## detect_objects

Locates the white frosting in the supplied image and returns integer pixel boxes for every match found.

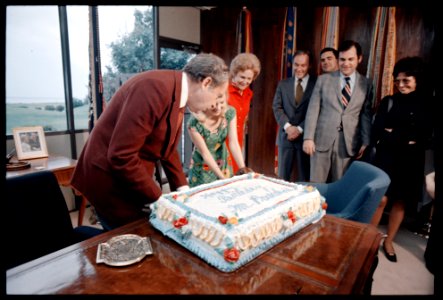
[183,178,310,218]
[150,173,326,272]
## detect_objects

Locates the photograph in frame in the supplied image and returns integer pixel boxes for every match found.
[12,126,49,160]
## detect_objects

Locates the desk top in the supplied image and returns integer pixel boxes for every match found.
[7,215,381,295]
[6,156,77,178]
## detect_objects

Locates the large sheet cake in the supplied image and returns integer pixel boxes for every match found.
[149,173,326,272]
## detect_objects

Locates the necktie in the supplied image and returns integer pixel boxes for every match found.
[295,78,304,105]
[341,77,351,108]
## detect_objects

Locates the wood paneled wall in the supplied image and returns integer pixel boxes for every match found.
[201,6,436,176]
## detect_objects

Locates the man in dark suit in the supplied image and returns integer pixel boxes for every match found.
[273,50,317,182]
[71,53,229,230]
[303,40,373,183]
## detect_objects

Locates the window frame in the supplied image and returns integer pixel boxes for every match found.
[6,6,201,164]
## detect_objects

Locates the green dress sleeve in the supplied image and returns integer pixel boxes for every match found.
[225,106,236,123]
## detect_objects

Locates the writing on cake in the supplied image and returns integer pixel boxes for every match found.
[150,173,327,272]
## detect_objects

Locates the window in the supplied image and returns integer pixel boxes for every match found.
[67,6,90,130]
[5,5,155,135]
[5,5,200,170]
[159,36,199,70]
[6,6,67,134]
[98,6,153,102]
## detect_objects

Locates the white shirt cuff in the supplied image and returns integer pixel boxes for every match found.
[297,126,303,134]
[284,122,292,131]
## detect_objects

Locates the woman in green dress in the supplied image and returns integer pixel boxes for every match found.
[187,94,250,187]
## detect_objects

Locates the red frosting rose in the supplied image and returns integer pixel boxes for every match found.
[218,216,228,224]
[173,217,188,228]
[224,247,240,263]
[287,210,296,223]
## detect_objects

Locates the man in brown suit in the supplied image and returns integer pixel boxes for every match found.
[71,53,229,230]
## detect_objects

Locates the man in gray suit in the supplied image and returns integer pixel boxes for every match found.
[303,40,373,183]
[273,50,317,182]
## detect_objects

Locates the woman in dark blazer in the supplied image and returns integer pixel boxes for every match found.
[370,56,434,262]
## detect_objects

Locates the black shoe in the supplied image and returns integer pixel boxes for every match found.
[382,241,397,262]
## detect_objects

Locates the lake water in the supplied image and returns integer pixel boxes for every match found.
[6,102,90,135]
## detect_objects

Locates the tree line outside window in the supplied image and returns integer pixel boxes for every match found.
[6,5,198,137]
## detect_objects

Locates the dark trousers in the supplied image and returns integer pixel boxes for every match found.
[278,145,310,182]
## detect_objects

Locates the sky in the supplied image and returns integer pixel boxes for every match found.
[6,5,148,104]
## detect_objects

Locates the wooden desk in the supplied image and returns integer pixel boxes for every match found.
[6,155,87,226]
[6,215,381,295]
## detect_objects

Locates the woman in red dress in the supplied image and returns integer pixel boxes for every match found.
[227,53,261,173]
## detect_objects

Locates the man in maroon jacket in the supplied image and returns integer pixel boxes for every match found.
[71,53,229,230]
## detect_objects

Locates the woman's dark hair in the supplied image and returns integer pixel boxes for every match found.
[393,56,425,89]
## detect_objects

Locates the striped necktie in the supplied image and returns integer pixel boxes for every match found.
[341,77,351,108]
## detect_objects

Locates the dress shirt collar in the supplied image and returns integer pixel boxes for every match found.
[180,72,188,108]
[296,74,309,90]
[229,82,243,95]
[340,72,356,90]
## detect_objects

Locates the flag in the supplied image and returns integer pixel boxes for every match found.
[320,7,339,49]
[236,7,253,53]
[280,7,297,80]
[381,8,396,102]
[319,7,339,74]
[366,7,396,112]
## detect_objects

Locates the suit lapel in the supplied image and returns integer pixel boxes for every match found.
[348,73,365,110]
[301,76,315,105]
[333,72,343,108]
[285,78,297,108]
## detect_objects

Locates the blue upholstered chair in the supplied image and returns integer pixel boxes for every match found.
[6,170,104,269]
[310,161,391,224]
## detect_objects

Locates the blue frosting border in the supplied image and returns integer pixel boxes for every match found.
[150,208,324,272]
[149,174,325,272]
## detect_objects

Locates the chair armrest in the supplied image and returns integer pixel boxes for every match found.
[308,182,328,197]
[73,226,104,243]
